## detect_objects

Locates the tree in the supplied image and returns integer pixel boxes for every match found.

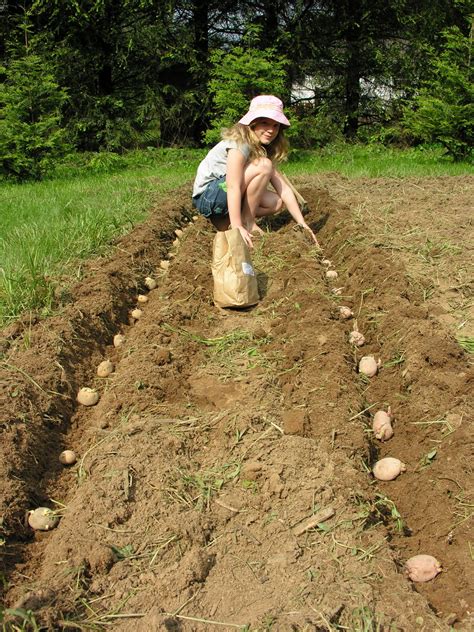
[402,26,473,160]
[2,0,471,152]
[204,42,289,144]
[0,37,69,180]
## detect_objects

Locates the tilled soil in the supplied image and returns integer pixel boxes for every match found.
[0,175,472,631]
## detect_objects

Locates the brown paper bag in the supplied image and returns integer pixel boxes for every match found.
[211,228,259,308]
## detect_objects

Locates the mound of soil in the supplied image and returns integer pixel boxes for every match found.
[1,176,472,631]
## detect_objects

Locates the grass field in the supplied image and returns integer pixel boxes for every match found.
[0,144,472,326]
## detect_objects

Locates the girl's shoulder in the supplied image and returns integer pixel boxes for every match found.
[223,139,250,158]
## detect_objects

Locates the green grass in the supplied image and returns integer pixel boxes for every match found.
[284,142,473,178]
[457,336,474,354]
[1,143,472,326]
[0,148,204,324]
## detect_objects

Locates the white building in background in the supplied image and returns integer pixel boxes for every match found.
[291,76,402,105]
[291,78,318,104]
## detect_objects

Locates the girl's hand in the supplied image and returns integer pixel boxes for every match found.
[296,222,321,248]
[236,225,254,249]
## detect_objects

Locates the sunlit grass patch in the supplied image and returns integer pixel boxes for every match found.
[166,462,241,511]
[0,149,203,326]
[457,335,474,354]
[162,323,274,379]
[417,238,462,263]
[285,142,473,179]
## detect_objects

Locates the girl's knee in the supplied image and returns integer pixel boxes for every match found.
[253,157,274,176]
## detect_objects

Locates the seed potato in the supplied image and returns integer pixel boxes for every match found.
[97,360,114,377]
[144,277,157,290]
[59,450,77,465]
[77,387,99,406]
[349,330,365,346]
[28,507,59,531]
[373,457,406,481]
[339,306,353,319]
[113,334,125,348]
[405,555,442,582]
[359,356,380,377]
[373,407,394,441]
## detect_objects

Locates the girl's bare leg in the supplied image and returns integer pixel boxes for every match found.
[210,159,283,234]
[242,158,282,232]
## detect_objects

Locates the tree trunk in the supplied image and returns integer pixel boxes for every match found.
[190,0,210,143]
[342,0,362,138]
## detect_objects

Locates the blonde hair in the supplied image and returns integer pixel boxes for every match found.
[222,122,289,163]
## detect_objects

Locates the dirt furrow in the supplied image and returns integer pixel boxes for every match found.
[1,180,472,631]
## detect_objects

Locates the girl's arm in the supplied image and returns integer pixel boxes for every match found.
[226,148,253,248]
[271,170,320,247]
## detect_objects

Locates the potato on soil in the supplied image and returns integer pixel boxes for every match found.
[405,554,442,582]
[144,276,157,290]
[339,306,353,319]
[113,334,125,347]
[373,407,394,441]
[97,360,114,377]
[59,449,77,465]
[326,270,338,279]
[175,228,184,237]
[77,387,99,406]
[349,322,365,347]
[131,308,143,320]
[373,457,406,481]
[137,294,149,303]
[359,355,380,377]
[28,507,59,531]
[160,260,170,270]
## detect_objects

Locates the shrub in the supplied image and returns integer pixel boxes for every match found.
[286,105,344,148]
[402,27,473,161]
[204,46,288,145]
[0,53,70,180]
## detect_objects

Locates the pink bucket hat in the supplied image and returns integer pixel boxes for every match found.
[239,95,290,127]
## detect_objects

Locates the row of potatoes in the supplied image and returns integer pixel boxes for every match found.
[322,257,442,584]
[27,218,197,533]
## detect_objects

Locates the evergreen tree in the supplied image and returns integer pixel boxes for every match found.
[402,26,473,160]
[205,41,288,144]
[0,36,69,180]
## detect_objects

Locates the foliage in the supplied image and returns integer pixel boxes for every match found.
[2,1,471,151]
[402,27,473,161]
[0,52,70,180]
[204,44,289,145]
[87,151,127,173]
[286,105,345,148]
[48,2,168,151]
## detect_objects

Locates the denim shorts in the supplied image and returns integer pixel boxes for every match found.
[192,176,228,218]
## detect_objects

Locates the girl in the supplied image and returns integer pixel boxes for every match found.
[192,95,319,249]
